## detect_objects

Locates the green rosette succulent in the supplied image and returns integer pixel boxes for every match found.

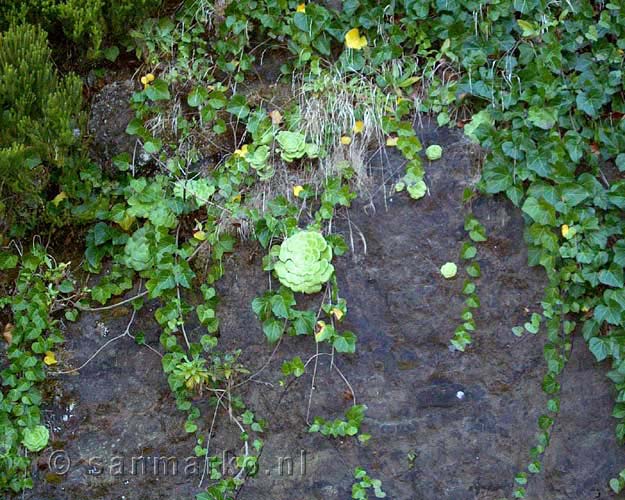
[276,131,319,162]
[274,230,334,293]
[22,425,49,452]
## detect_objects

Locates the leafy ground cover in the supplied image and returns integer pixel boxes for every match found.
[1,1,625,499]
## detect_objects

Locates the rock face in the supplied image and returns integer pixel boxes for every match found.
[23,122,625,500]
[88,80,143,172]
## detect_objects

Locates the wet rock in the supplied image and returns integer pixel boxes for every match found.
[88,80,148,174]
[22,121,625,500]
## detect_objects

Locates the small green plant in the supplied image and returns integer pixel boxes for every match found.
[425,144,443,161]
[272,230,334,294]
[351,467,387,499]
[309,404,367,439]
[276,131,320,162]
[21,425,49,452]
[0,245,69,492]
[449,212,487,352]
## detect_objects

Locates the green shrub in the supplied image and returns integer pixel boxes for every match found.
[0,23,83,235]
[0,0,162,56]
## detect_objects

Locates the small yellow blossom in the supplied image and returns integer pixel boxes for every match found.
[231,193,242,203]
[353,120,364,134]
[561,224,570,238]
[386,136,399,147]
[43,351,57,366]
[293,185,304,197]
[345,28,368,50]
[141,73,155,89]
[296,3,306,13]
[233,145,249,158]
[340,136,352,145]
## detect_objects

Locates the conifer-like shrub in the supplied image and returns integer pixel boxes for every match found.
[0,0,162,56]
[0,23,83,234]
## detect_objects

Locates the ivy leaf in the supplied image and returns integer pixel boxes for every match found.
[461,243,477,259]
[262,319,283,343]
[270,288,295,319]
[598,266,624,288]
[333,331,356,353]
[145,79,171,101]
[522,197,556,226]
[482,163,512,193]
[589,337,610,362]
[528,107,557,130]
[187,87,208,107]
[293,310,315,335]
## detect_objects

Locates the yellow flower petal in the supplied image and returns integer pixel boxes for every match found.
[561,224,569,237]
[231,193,242,203]
[345,28,368,50]
[331,307,344,321]
[52,192,68,206]
[44,351,57,366]
[340,136,352,145]
[353,120,364,134]
[386,136,399,147]
[293,185,304,197]
[234,145,249,158]
[193,230,207,241]
[140,76,148,85]
[146,73,155,82]
[296,3,306,13]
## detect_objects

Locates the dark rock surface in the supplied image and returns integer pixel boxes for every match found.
[23,123,625,500]
[88,80,145,172]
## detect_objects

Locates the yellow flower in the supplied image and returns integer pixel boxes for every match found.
[52,191,68,206]
[353,120,364,134]
[293,185,304,197]
[296,3,306,13]
[43,351,57,366]
[331,307,344,321]
[340,136,352,145]
[234,145,249,158]
[345,28,368,50]
[386,136,399,146]
[561,224,570,238]
[193,230,207,241]
[141,73,155,89]
[231,193,242,203]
